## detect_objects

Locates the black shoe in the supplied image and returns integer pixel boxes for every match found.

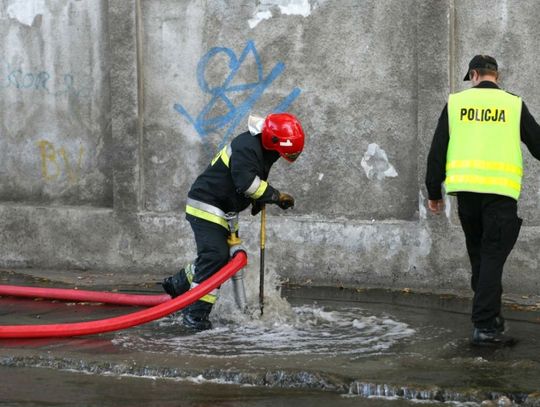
[492,316,505,333]
[161,269,190,298]
[183,312,213,331]
[182,300,213,331]
[471,328,516,347]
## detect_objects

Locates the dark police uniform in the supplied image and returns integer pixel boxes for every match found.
[426,81,540,331]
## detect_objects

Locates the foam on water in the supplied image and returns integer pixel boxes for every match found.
[113,266,415,357]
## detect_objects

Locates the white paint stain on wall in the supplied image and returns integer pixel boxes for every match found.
[249,9,273,28]
[278,0,312,16]
[408,228,432,270]
[419,191,427,220]
[249,0,315,29]
[360,143,398,181]
[6,0,45,26]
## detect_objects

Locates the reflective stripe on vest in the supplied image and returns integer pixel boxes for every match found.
[445,174,520,194]
[446,88,522,200]
[185,198,230,230]
[446,160,523,176]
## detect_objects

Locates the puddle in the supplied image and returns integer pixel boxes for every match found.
[113,305,415,357]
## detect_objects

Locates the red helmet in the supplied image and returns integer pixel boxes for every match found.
[261,113,305,162]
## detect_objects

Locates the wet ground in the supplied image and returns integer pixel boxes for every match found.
[1,269,540,406]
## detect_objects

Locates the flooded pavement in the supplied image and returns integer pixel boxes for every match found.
[1,274,540,406]
[1,366,436,407]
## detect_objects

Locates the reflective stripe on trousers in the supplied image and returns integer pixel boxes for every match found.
[186,198,230,230]
[183,263,219,304]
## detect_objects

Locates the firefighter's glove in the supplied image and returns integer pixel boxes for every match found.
[251,201,264,216]
[277,193,294,210]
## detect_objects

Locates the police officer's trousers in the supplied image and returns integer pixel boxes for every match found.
[456,192,522,329]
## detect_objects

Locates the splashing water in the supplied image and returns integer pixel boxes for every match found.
[113,266,415,357]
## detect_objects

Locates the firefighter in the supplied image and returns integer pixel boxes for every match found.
[426,55,540,346]
[162,113,305,330]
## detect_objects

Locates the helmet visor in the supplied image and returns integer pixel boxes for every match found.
[283,152,301,162]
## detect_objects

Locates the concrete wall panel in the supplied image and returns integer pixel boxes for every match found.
[141,0,418,220]
[0,0,112,207]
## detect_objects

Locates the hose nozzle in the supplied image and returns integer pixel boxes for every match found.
[225,212,242,247]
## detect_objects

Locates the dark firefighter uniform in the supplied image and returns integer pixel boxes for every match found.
[166,132,283,328]
[186,131,281,286]
[163,111,304,330]
[426,81,540,339]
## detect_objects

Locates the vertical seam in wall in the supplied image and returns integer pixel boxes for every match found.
[447,0,457,224]
[449,0,456,93]
[135,0,145,210]
[414,1,420,220]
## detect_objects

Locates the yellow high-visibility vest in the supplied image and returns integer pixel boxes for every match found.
[446,87,522,200]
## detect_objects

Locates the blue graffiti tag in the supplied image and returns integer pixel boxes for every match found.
[174,40,301,148]
[0,60,90,97]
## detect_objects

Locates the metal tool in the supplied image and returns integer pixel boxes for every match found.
[259,206,266,315]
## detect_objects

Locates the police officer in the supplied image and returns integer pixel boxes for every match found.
[162,113,305,330]
[426,55,540,346]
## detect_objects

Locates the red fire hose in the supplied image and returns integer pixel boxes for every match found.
[0,251,247,339]
[0,285,170,306]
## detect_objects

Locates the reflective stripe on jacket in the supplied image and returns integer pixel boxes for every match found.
[446,88,522,200]
[211,142,269,199]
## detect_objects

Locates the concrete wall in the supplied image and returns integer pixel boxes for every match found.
[0,0,112,207]
[1,0,540,296]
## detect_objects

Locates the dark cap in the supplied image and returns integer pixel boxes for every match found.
[463,55,498,81]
